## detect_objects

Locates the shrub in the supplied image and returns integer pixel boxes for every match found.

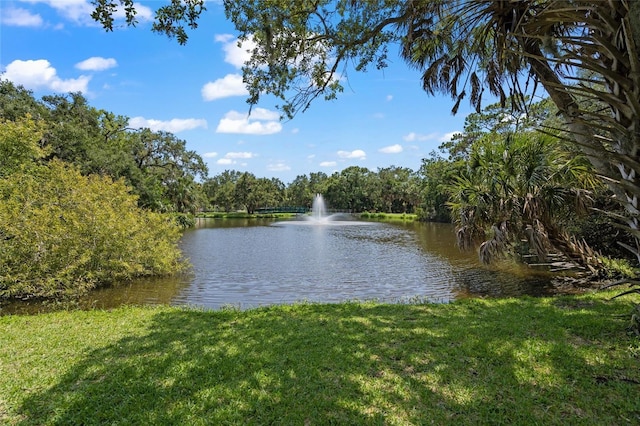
[173,213,196,228]
[0,160,185,299]
[599,257,637,279]
[0,115,48,177]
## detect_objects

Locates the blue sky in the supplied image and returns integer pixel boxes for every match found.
[0,0,475,183]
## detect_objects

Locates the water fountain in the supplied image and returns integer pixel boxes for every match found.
[308,193,329,222]
[274,193,371,226]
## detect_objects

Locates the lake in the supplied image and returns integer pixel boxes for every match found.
[2,217,556,314]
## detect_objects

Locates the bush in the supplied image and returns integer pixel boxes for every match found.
[0,160,185,299]
[599,257,637,279]
[570,202,638,263]
[173,213,196,228]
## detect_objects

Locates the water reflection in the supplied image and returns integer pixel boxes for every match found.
[405,221,554,298]
[2,218,555,314]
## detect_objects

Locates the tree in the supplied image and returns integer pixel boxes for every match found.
[203,170,243,212]
[0,115,48,177]
[267,177,286,206]
[421,97,564,223]
[308,172,329,198]
[324,166,375,212]
[0,84,208,213]
[41,92,104,167]
[0,160,184,299]
[286,174,312,207]
[440,98,559,161]
[92,0,640,262]
[448,131,599,267]
[128,129,209,212]
[377,166,419,213]
[234,172,259,214]
[92,0,206,45]
[418,153,462,223]
[0,80,48,122]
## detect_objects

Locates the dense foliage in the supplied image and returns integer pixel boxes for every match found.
[449,132,598,266]
[0,161,184,299]
[202,166,421,215]
[0,81,209,214]
[0,83,189,299]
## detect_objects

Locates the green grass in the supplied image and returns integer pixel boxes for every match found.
[359,212,417,221]
[197,212,299,219]
[1,292,639,425]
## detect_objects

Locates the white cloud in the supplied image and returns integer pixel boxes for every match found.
[1,7,43,27]
[113,2,153,22]
[216,109,282,135]
[379,144,403,154]
[3,59,91,92]
[403,131,460,143]
[320,161,337,167]
[214,34,235,43]
[337,149,366,160]
[440,131,460,142]
[75,57,117,71]
[386,94,393,101]
[128,116,207,133]
[20,0,152,26]
[291,128,300,134]
[215,33,256,69]
[24,0,95,25]
[202,152,218,158]
[267,162,291,172]
[225,152,255,159]
[201,73,248,101]
[403,132,418,142]
[216,151,257,166]
[403,132,439,142]
[249,107,280,120]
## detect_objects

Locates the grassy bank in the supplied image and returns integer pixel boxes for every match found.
[197,212,299,219]
[1,293,639,425]
[196,212,419,221]
[359,212,418,221]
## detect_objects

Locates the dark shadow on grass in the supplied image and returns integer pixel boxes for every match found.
[17,298,640,425]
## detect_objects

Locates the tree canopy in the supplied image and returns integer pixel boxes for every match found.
[0,82,198,299]
[0,142,184,299]
[0,81,208,214]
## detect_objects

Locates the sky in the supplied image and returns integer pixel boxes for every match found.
[0,0,477,184]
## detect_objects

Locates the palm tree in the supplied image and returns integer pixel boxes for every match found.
[448,131,599,268]
[398,0,640,261]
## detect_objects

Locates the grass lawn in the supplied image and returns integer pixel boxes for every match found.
[1,292,639,425]
[358,212,418,221]
[197,212,299,219]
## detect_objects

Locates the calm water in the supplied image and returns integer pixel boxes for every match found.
[3,218,555,313]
